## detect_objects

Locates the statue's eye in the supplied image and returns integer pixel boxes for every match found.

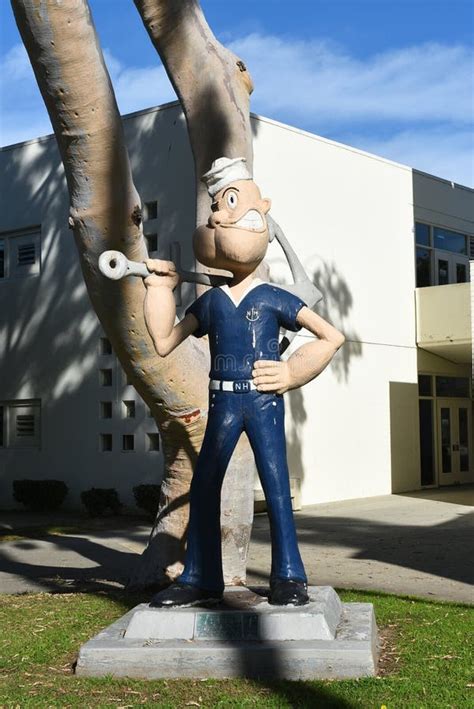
[226,191,238,209]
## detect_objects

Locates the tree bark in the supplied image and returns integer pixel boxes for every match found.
[12,0,255,589]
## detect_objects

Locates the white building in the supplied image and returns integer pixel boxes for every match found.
[0,102,472,510]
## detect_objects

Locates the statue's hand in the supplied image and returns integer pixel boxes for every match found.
[252,360,293,395]
[144,259,180,290]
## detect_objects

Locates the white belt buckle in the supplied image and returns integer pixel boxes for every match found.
[209,379,256,392]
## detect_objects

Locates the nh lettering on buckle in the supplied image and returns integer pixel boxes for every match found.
[233,380,252,392]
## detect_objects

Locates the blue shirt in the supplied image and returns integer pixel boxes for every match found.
[186,282,306,381]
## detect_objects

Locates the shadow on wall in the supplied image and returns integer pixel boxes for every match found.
[285,262,363,487]
[0,103,205,509]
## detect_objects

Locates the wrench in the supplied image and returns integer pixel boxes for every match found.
[99,243,229,306]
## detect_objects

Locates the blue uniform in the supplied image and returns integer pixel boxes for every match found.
[179,281,308,593]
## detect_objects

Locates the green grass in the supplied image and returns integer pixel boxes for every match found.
[0,590,472,708]
[0,526,85,542]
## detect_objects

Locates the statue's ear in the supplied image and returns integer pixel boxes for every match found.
[261,197,272,214]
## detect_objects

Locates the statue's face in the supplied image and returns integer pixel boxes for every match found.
[193,180,271,275]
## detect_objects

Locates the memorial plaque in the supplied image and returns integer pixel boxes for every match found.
[194,612,259,640]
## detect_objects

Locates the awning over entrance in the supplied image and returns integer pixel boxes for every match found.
[415,282,471,364]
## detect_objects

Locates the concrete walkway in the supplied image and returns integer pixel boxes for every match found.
[0,487,472,603]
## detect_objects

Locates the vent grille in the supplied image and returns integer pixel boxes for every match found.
[17,243,35,266]
[16,414,35,437]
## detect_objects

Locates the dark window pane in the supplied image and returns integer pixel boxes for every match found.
[440,407,452,474]
[0,240,4,278]
[100,433,112,451]
[99,369,112,386]
[146,233,158,253]
[416,247,431,287]
[415,222,430,246]
[418,375,432,396]
[144,201,157,220]
[419,399,435,485]
[100,401,112,419]
[17,243,35,266]
[0,406,4,446]
[100,337,112,355]
[456,262,467,283]
[16,414,35,437]
[458,407,469,472]
[123,400,135,418]
[436,376,470,398]
[434,227,467,255]
[437,258,449,285]
[147,433,160,451]
[123,434,134,451]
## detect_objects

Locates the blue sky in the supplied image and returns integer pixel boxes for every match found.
[1,0,473,185]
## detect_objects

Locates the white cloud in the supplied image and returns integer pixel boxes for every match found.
[229,34,473,126]
[102,49,176,115]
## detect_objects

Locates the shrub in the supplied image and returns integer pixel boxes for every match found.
[80,488,122,517]
[133,484,161,518]
[13,479,68,512]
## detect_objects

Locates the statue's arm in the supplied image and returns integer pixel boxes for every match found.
[144,259,198,357]
[252,306,345,394]
[285,307,345,388]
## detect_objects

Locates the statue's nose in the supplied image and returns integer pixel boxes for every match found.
[209,212,222,227]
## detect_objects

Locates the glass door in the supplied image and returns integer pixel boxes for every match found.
[436,399,473,484]
[434,251,469,285]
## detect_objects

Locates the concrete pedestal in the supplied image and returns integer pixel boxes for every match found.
[76,586,378,680]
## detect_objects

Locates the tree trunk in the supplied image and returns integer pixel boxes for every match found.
[12,0,255,589]
[133,0,257,588]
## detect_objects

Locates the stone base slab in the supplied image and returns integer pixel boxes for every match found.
[76,586,378,680]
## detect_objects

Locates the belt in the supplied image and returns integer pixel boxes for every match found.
[209,379,257,393]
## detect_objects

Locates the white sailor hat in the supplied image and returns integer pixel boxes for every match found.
[202,157,252,197]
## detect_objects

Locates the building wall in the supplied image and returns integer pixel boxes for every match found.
[0,104,449,510]
[251,116,416,503]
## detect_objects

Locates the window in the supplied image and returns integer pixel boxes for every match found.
[123,370,134,386]
[419,399,435,486]
[147,432,160,451]
[143,201,157,221]
[418,375,432,397]
[0,228,41,279]
[145,233,158,254]
[99,337,112,355]
[122,400,136,418]
[100,401,112,419]
[0,405,4,446]
[99,369,113,386]
[414,222,470,288]
[433,227,467,255]
[5,401,41,449]
[122,434,134,451]
[415,223,430,246]
[416,247,431,288]
[435,376,470,398]
[100,433,113,452]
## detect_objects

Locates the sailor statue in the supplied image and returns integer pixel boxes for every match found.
[142,157,345,607]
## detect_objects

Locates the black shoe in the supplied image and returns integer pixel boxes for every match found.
[269,579,310,606]
[149,581,223,608]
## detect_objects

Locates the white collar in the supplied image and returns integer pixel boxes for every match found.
[219,278,264,307]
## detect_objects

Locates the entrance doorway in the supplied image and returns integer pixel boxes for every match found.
[418,374,473,487]
[434,250,469,286]
[436,399,472,485]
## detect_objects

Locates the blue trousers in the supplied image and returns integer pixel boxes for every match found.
[179,389,307,593]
